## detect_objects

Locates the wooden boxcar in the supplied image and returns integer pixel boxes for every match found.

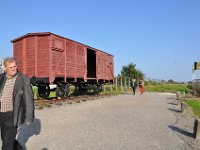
[11,32,114,98]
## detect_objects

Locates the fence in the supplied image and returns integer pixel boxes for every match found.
[103,77,133,92]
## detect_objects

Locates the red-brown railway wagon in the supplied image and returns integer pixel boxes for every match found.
[11,32,114,98]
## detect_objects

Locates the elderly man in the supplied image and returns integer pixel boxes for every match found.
[0,57,34,150]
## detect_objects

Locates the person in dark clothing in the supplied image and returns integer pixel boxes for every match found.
[130,79,137,95]
[0,57,35,150]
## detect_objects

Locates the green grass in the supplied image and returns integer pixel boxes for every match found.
[49,91,56,98]
[183,99,200,118]
[32,86,57,99]
[145,84,190,93]
[32,86,38,94]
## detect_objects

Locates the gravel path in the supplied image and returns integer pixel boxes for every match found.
[5,92,200,150]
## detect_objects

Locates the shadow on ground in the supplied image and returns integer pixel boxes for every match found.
[16,118,41,150]
[168,125,194,138]
[166,97,176,100]
[168,108,181,113]
[168,102,178,106]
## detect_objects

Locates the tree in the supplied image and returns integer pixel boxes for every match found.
[136,69,144,80]
[121,63,136,78]
[168,79,175,84]
[120,63,144,79]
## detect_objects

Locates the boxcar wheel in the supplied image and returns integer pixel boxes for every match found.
[56,83,70,98]
[56,87,65,98]
[38,84,50,99]
[96,84,103,93]
[76,84,87,95]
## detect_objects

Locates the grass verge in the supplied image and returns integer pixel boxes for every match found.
[183,99,200,118]
[145,84,190,93]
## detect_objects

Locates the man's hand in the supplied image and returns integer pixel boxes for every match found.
[25,120,32,125]
[26,122,31,125]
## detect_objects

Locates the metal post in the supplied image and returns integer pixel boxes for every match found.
[128,78,130,90]
[115,77,118,91]
[181,102,183,112]
[124,77,127,91]
[121,77,123,92]
[194,118,200,139]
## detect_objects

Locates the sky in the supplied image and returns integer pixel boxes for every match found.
[0,0,200,82]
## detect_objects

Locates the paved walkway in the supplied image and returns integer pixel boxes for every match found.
[3,92,200,150]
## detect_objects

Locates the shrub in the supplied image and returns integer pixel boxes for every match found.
[191,82,200,96]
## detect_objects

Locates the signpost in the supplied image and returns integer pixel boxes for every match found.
[194,62,200,70]
[192,62,200,96]
[192,62,200,81]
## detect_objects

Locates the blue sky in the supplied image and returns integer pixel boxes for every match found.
[0,0,200,82]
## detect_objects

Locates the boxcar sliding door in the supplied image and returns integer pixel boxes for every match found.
[87,49,96,78]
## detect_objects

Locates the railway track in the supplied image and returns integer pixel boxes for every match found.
[34,94,111,109]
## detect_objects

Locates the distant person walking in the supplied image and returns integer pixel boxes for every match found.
[139,79,144,95]
[130,79,137,95]
[0,57,35,150]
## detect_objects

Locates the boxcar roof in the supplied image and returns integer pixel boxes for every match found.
[11,32,114,57]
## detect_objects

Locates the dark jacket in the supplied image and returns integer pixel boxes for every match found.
[0,72,34,127]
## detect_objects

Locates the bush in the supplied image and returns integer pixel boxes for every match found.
[191,82,200,96]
